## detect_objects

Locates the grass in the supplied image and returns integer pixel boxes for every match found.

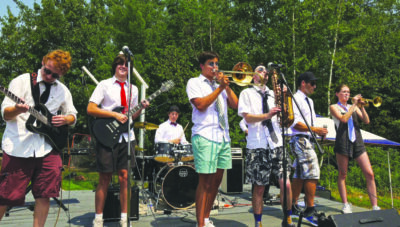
[329,185,400,213]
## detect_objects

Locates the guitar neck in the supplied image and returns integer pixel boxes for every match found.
[0,86,50,125]
[127,89,163,116]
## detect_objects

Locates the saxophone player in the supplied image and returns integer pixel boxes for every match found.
[238,65,294,227]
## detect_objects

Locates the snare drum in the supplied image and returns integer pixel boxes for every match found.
[177,143,193,162]
[155,164,198,209]
[154,142,175,163]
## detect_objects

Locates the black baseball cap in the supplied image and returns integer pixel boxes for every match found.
[297,71,318,86]
[168,105,180,113]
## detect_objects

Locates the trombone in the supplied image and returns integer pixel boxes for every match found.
[213,62,262,86]
[352,96,382,107]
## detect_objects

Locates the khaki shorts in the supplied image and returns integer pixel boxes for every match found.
[290,136,320,180]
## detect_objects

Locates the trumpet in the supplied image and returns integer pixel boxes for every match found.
[213,62,262,86]
[352,96,382,107]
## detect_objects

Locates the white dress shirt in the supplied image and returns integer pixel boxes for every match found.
[1,71,78,158]
[89,76,139,142]
[154,120,188,144]
[238,86,283,149]
[186,74,230,143]
[290,90,316,136]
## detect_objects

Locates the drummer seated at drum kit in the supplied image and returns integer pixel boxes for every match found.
[154,105,193,163]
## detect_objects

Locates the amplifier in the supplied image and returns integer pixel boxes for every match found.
[319,208,400,227]
[231,147,243,158]
[220,157,244,194]
[103,185,139,221]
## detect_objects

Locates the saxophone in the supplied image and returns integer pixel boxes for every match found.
[270,69,294,127]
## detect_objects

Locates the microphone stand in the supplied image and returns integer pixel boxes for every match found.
[277,68,324,227]
[126,54,132,226]
[277,68,289,226]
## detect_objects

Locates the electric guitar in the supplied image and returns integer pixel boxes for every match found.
[0,85,68,151]
[92,80,175,148]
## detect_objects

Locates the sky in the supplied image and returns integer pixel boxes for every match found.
[0,0,37,18]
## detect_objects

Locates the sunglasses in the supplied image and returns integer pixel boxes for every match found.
[208,62,219,67]
[44,67,60,79]
[309,81,316,86]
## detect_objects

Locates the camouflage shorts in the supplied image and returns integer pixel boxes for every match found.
[290,136,320,180]
[245,147,291,186]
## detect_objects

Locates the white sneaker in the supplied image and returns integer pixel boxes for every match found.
[372,206,381,211]
[205,220,216,227]
[92,218,103,227]
[342,203,352,214]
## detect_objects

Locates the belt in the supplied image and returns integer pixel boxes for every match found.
[294,134,316,143]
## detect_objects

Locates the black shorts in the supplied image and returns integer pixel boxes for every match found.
[95,140,136,173]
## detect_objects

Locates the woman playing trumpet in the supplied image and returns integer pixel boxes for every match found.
[330,84,380,214]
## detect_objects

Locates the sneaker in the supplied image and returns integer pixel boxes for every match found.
[342,203,352,214]
[255,221,262,227]
[303,209,319,227]
[119,218,130,227]
[281,216,295,227]
[205,220,215,227]
[372,206,381,211]
[291,204,301,218]
[92,218,103,227]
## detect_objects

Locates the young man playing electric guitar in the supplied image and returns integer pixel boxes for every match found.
[0,49,77,227]
[87,54,149,227]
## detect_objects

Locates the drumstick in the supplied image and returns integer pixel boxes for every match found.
[180,122,190,139]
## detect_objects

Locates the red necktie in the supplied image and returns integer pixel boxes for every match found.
[117,81,127,113]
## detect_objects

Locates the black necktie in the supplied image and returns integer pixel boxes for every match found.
[40,82,52,104]
[305,97,314,126]
[170,122,177,126]
[258,90,278,143]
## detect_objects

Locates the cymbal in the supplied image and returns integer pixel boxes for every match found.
[134,146,146,151]
[134,122,159,130]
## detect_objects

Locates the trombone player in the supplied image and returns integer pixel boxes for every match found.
[186,51,238,227]
[238,64,294,227]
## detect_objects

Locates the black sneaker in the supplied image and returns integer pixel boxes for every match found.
[303,209,318,227]
[291,204,301,219]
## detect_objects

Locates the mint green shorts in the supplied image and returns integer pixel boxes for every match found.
[192,135,232,174]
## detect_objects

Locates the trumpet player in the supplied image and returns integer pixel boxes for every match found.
[186,51,238,227]
[238,65,294,227]
[330,84,380,214]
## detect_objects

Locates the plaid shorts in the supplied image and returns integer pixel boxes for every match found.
[245,147,291,186]
[290,136,320,180]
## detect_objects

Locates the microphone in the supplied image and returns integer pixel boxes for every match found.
[268,62,285,68]
[321,124,328,143]
[122,46,134,57]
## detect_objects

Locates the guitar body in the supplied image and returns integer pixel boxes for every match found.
[91,80,175,149]
[92,107,130,149]
[25,103,68,151]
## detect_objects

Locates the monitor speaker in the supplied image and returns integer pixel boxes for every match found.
[220,158,243,194]
[319,209,400,227]
[103,186,139,221]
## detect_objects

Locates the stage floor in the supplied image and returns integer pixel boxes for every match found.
[0,184,370,227]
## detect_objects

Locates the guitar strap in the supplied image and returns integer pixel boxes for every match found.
[26,73,41,127]
[30,73,40,106]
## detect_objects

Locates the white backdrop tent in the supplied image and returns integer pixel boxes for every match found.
[286,116,400,147]
[285,116,399,207]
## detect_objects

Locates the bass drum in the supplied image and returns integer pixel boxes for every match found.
[155,165,199,209]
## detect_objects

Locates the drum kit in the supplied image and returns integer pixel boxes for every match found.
[133,122,198,210]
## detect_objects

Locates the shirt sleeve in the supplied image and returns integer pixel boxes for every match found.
[238,89,251,117]
[89,81,105,105]
[239,118,248,132]
[186,78,203,102]
[61,88,78,125]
